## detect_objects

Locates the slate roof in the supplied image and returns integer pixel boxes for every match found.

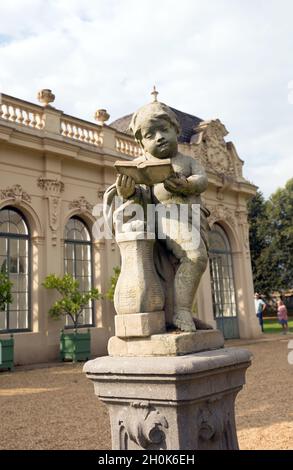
[110,106,203,143]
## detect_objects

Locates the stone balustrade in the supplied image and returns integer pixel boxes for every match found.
[116,134,143,157]
[0,93,141,158]
[0,94,44,129]
[61,116,103,147]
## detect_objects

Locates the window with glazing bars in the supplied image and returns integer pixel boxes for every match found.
[64,217,94,327]
[0,207,30,332]
[208,224,237,319]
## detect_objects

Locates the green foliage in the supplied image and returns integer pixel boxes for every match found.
[266,178,293,291]
[247,190,272,295]
[106,266,120,301]
[43,274,101,330]
[0,272,13,311]
[248,178,293,296]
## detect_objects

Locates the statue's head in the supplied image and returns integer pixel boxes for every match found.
[129,102,180,159]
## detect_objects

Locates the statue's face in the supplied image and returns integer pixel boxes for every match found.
[139,118,178,159]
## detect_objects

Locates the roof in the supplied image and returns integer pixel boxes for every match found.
[110,106,203,143]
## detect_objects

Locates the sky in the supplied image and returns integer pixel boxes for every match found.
[0,0,292,198]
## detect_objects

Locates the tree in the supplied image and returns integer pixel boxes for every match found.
[248,179,293,296]
[0,272,13,312]
[266,178,293,292]
[43,274,101,330]
[247,190,272,295]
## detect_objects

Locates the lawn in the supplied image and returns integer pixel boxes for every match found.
[263,317,293,334]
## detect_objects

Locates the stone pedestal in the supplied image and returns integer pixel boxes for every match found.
[84,347,251,450]
[108,329,224,356]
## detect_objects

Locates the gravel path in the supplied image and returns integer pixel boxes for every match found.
[0,335,292,450]
[234,336,293,450]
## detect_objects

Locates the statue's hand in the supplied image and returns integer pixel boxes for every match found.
[116,174,136,199]
[164,174,190,194]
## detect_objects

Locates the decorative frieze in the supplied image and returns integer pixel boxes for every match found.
[0,184,31,204]
[37,177,64,195]
[69,196,93,213]
[207,204,237,229]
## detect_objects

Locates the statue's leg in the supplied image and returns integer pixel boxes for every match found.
[153,241,177,326]
[167,238,208,332]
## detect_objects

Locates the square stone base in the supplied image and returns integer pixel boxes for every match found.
[108,329,224,356]
[115,311,166,338]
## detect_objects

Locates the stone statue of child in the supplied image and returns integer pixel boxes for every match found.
[115,101,210,332]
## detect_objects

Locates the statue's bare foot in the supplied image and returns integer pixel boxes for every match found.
[173,311,196,332]
[193,318,213,330]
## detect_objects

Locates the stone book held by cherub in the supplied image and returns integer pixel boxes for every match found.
[114,158,174,185]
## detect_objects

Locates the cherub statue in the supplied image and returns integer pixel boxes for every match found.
[104,99,211,332]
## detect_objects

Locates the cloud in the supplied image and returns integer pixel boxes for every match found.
[0,0,292,197]
[241,123,293,195]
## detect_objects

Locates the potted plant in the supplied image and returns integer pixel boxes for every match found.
[43,274,101,362]
[0,272,14,371]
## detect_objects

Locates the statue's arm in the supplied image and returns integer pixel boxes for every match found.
[163,158,207,196]
[186,159,208,194]
[116,174,136,199]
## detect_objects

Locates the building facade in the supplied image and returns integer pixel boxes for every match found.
[0,92,260,365]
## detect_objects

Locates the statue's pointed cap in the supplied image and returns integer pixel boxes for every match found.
[128,93,180,138]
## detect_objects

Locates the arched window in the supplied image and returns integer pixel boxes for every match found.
[0,207,30,331]
[64,217,94,327]
[209,224,239,338]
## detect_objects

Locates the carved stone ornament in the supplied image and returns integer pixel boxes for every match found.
[37,177,64,246]
[196,395,240,450]
[207,204,237,229]
[69,196,93,213]
[95,109,110,125]
[118,401,168,449]
[198,406,221,441]
[48,197,60,231]
[235,210,250,252]
[190,119,238,178]
[0,184,31,204]
[97,189,105,200]
[216,174,234,200]
[37,177,64,195]
[37,89,55,107]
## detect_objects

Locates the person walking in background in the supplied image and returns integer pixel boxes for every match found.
[254,293,266,333]
[277,299,289,334]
